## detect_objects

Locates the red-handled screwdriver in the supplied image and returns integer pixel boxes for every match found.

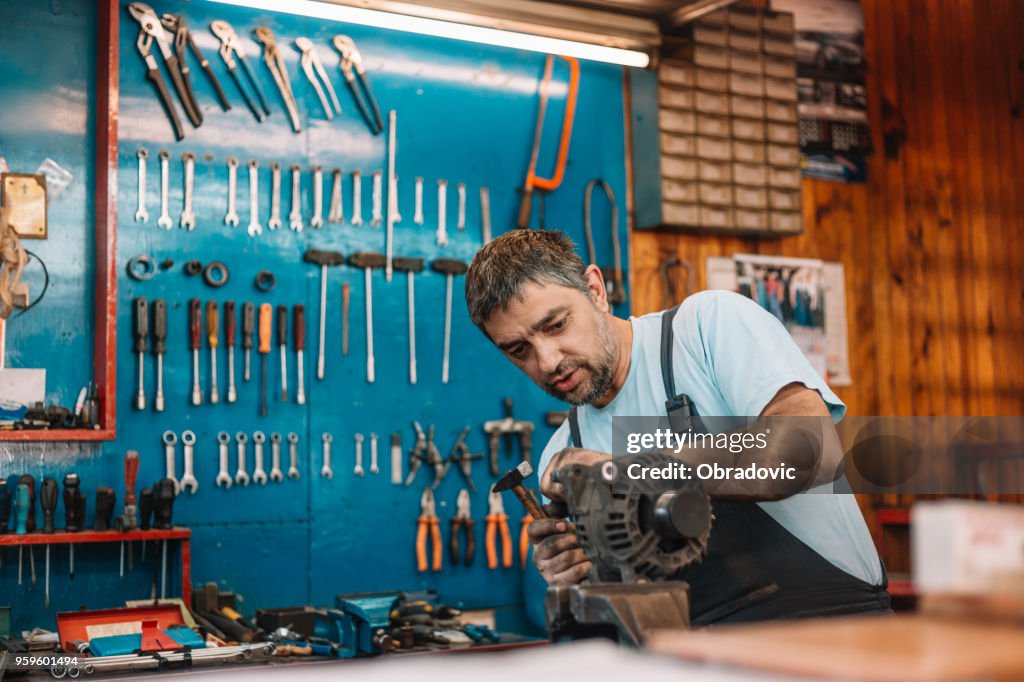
[225,301,238,402]
[294,304,306,405]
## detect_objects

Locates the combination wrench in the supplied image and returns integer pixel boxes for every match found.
[354,433,364,477]
[436,179,448,246]
[321,433,333,479]
[225,156,240,226]
[371,170,383,227]
[180,430,199,494]
[180,152,196,230]
[370,432,380,474]
[287,432,301,479]
[311,165,324,228]
[162,430,180,495]
[247,160,262,237]
[157,150,172,229]
[269,432,283,482]
[135,148,149,223]
[351,170,363,225]
[216,431,233,489]
[413,177,424,225]
[268,162,282,229]
[328,168,343,223]
[252,431,268,485]
[235,431,250,486]
[289,164,303,231]
[457,182,466,231]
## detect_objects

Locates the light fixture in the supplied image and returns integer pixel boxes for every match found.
[206,0,653,68]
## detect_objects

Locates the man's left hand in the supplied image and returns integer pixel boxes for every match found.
[540,447,611,502]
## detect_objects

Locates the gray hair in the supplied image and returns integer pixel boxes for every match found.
[465,229,588,330]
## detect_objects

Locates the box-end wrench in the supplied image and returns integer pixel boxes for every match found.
[354,433,364,477]
[370,432,379,474]
[247,160,262,237]
[235,432,250,486]
[289,164,303,232]
[287,432,301,480]
[413,176,424,225]
[252,431,268,485]
[157,150,172,229]
[457,182,466,231]
[321,433,333,479]
[225,156,240,227]
[180,152,196,230]
[162,431,180,495]
[135,148,149,223]
[351,170,363,225]
[268,162,282,229]
[436,179,448,246]
[216,432,233,489]
[311,165,324,228]
[180,430,199,495]
[269,433,283,482]
[371,170,382,227]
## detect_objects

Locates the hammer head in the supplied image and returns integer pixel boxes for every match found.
[492,461,534,493]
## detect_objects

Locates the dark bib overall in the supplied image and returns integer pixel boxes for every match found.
[568,305,891,625]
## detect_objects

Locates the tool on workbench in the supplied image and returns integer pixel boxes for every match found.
[152,298,167,411]
[295,37,341,120]
[405,421,427,487]
[348,252,386,383]
[242,301,255,382]
[133,296,148,410]
[276,305,288,401]
[63,474,83,579]
[224,300,238,402]
[293,304,306,405]
[128,3,191,139]
[258,302,272,416]
[303,249,346,380]
[430,258,468,384]
[483,398,535,476]
[446,426,482,492]
[95,486,115,532]
[207,301,220,404]
[211,19,268,122]
[516,54,580,229]
[450,489,475,566]
[254,26,300,132]
[392,256,424,384]
[332,35,383,134]
[416,488,442,572]
[160,13,231,112]
[189,298,203,405]
[486,490,513,569]
[583,178,625,305]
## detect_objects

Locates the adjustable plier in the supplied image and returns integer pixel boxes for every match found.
[449,489,475,566]
[332,35,384,135]
[211,19,270,122]
[133,26,184,140]
[295,37,341,120]
[160,13,232,113]
[254,26,301,133]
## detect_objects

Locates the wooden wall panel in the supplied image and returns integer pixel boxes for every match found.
[630,0,1024,418]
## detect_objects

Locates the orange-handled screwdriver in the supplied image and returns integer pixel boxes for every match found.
[258,303,272,417]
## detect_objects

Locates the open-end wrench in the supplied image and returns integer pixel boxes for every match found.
[216,431,233,488]
[252,431,268,485]
[225,156,239,226]
[413,176,424,225]
[370,432,380,474]
[247,159,262,237]
[390,175,401,224]
[351,170,363,225]
[268,162,282,229]
[235,432,250,486]
[180,430,199,494]
[180,152,196,230]
[321,433,333,479]
[457,182,466,231]
[311,165,324,228]
[162,430,180,495]
[436,179,448,246]
[354,433,364,477]
[480,186,492,243]
[328,168,343,223]
[287,432,300,479]
[371,170,382,227]
[289,164,303,231]
[269,432,283,482]
[136,148,149,223]
[158,150,172,229]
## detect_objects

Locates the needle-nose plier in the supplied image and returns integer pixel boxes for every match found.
[486,490,513,569]
[211,19,270,122]
[416,487,442,572]
[160,13,231,113]
[295,37,342,120]
[332,35,384,135]
[254,26,301,133]
[450,489,475,566]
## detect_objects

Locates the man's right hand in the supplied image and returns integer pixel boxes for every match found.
[528,517,591,586]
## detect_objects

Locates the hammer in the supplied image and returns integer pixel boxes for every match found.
[491,462,547,520]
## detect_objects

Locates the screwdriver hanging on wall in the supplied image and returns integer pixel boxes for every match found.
[277,305,288,402]
[189,298,203,405]
[207,301,220,404]
[242,302,255,382]
[258,303,272,417]
[152,299,167,412]
[133,297,148,410]
[225,301,237,402]
[294,305,306,405]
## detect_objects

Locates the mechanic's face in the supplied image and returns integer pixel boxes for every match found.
[483,268,619,406]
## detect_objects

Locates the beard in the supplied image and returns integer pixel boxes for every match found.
[540,314,619,406]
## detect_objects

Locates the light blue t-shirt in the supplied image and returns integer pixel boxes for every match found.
[538,290,882,585]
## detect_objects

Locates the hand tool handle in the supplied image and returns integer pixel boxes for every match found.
[153,479,176,530]
[464,518,476,566]
[133,297,149,353]
[63,474,83,532]
[516,188,535,229]
[139,488,154,530]
[189,299,202,350]
[258,303,272,353]
[94,487,115,532]
[242,302,255,350]
[152,299,167,354]
[341,283,350,357]
[125,451,140,506]
[277,305,287,346]
[430,259,469,276]
[40,478,58,534]
[302,248,346,266]
[202,60,232,111]
[416,520,428,572]
[146,66,185,141]
[18,475,35,533]
[165,54,203,128]
[520,516,532,569]
[0,482,9,533]
[430,519,442,571]
[348,252,387,269]
[513,486,548,520]
[225,301,236,347]
[529,55,580,192]
[499,516,512,568]
[294,305,305,351]
[485,516,497,569]
[14,484,29,535]
[207,301,219,348]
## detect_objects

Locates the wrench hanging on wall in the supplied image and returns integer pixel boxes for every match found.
[211,20,269,122]
[254,26,301,133]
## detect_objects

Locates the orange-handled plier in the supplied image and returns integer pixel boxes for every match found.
[516,54,580,228]
[416,487,442,572]
[486,490,513,569]
[520,514,533,569]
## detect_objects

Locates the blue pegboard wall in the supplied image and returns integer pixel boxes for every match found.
[0,0,633,633]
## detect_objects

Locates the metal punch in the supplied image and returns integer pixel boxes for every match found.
[211,19,270,122]
[160,13,231,113]
[254,26,301,133]
[332,35,384,135]
[295,37,341,120]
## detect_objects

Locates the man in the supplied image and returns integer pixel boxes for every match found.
[465,229,890,624]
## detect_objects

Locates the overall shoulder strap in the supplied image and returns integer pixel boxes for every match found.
[661,304,707,433]
[568,406,583,448]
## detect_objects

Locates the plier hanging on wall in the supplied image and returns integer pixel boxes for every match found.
[416,487,443,572]
[449,489,475,567]
[254,26,302,133]
[332,35,384,135]
[160,13,232,113]
[128,2,202,132]
[211,19,270,122]
[446,425,482,492]
[295,37,342,120]
[133,25,184,140]
[486,491,513,569]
